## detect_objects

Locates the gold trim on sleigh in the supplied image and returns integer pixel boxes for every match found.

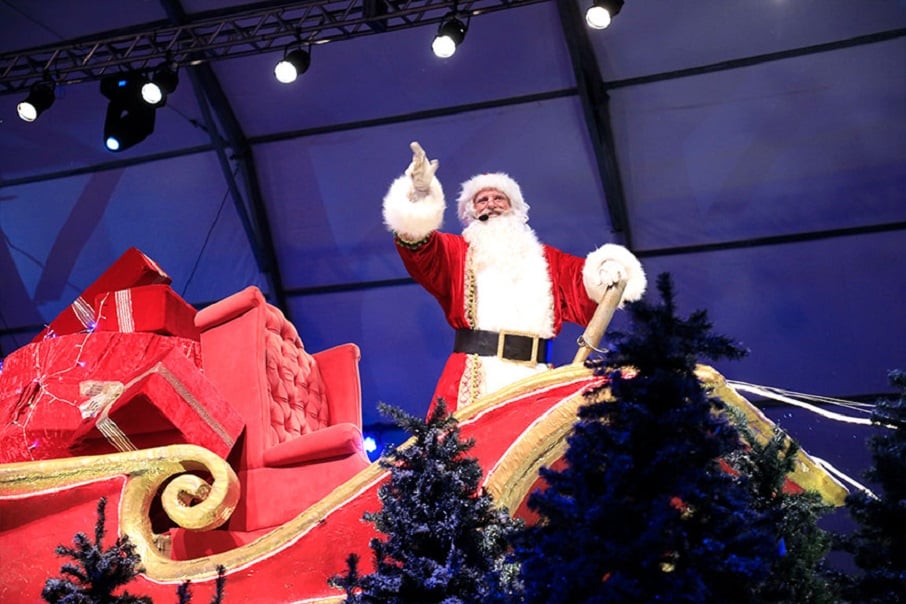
[0,363,847,595]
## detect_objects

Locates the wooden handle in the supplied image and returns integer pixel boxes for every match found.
[572,279,626,365]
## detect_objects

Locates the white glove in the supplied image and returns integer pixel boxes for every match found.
[405,141,439,198]
[598,259,626,288]
[583,244,646,305]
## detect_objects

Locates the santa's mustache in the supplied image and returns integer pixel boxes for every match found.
[477,208,507,222]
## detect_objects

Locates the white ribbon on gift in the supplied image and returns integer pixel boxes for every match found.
[115,289,135,333]
[72,296,95,329]
[79,380,125,419]
[78,379,136,451]
[77,363,237,454]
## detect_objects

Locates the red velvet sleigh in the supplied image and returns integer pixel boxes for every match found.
[0,252,849,602]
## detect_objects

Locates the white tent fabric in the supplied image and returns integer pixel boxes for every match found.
[1,2,904,469]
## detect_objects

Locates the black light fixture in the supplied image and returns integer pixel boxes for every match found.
[17,81,56,122]
[100,73,156,152]
[274,47,311,84]
[585,0,624,29]
[432,14,468,58]
[140,64,179,106]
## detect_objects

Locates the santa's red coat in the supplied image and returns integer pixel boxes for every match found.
[396,231,598,413]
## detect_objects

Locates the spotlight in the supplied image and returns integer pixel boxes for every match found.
[274,47,310,84]
[432,15,467,58]
[17,82,55,122]
[140,65,179,106]
[101,72,142,103]
[585,0,624,29]
[101,73,156,152]
[103,99,155,152]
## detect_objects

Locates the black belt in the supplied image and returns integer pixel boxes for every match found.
[453,329,550,364]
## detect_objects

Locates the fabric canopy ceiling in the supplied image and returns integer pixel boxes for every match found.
[1,1,904,467]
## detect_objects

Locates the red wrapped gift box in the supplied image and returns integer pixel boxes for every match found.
[0,332,202,463]
[68,348,244,459]
[94,284,200,341]
[32,247,171,342]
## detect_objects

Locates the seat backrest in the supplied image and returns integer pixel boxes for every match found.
[195,286,330,469]
[261,302,329,446]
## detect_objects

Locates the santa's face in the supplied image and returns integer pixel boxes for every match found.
[472,188,512,221]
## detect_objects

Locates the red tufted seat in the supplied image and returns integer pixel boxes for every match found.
[262,302,329,440]
[170,286,370,559]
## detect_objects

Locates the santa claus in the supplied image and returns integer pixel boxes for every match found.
[382,142,646,414]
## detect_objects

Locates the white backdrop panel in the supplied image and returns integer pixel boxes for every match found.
[0,152,267,328]
[638,231,905,399]
[260,95,617,290]
[592,0,906,82]
[610,39,906,249]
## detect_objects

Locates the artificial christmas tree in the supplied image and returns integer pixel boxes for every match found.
[42,497,151,604]
[729,420,837,603]
[332,399,521,603]
[41,496,227,604]
[835,370,906,603]
[176,566,227,604]
[512,273,778,603]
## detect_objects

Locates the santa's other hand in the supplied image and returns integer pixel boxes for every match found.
[598,260,626,288]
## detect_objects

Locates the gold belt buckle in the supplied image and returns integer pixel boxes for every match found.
[497,331,540,365]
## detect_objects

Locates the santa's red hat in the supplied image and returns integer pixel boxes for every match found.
[456,172,530,225]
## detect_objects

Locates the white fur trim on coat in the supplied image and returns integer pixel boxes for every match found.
[382,174,445,241]
[582,243,647,306]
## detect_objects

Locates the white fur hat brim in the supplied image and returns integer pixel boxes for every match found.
[456,172,529,225]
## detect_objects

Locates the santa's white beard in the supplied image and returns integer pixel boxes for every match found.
[460,214,556,396]
[463,214,555,337]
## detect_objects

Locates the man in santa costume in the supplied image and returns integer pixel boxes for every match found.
[382,142,646,414]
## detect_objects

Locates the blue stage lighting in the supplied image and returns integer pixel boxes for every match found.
[363,435,378,454]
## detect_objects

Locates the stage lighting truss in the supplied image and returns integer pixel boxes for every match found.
[432,13,468,58]
[17,81,55,122]
[2,0,553,96]
[274,46,311,84]
[585,0,624,30]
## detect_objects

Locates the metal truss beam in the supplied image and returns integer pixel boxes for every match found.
[555,0,631,246]
[0,0,547,94]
